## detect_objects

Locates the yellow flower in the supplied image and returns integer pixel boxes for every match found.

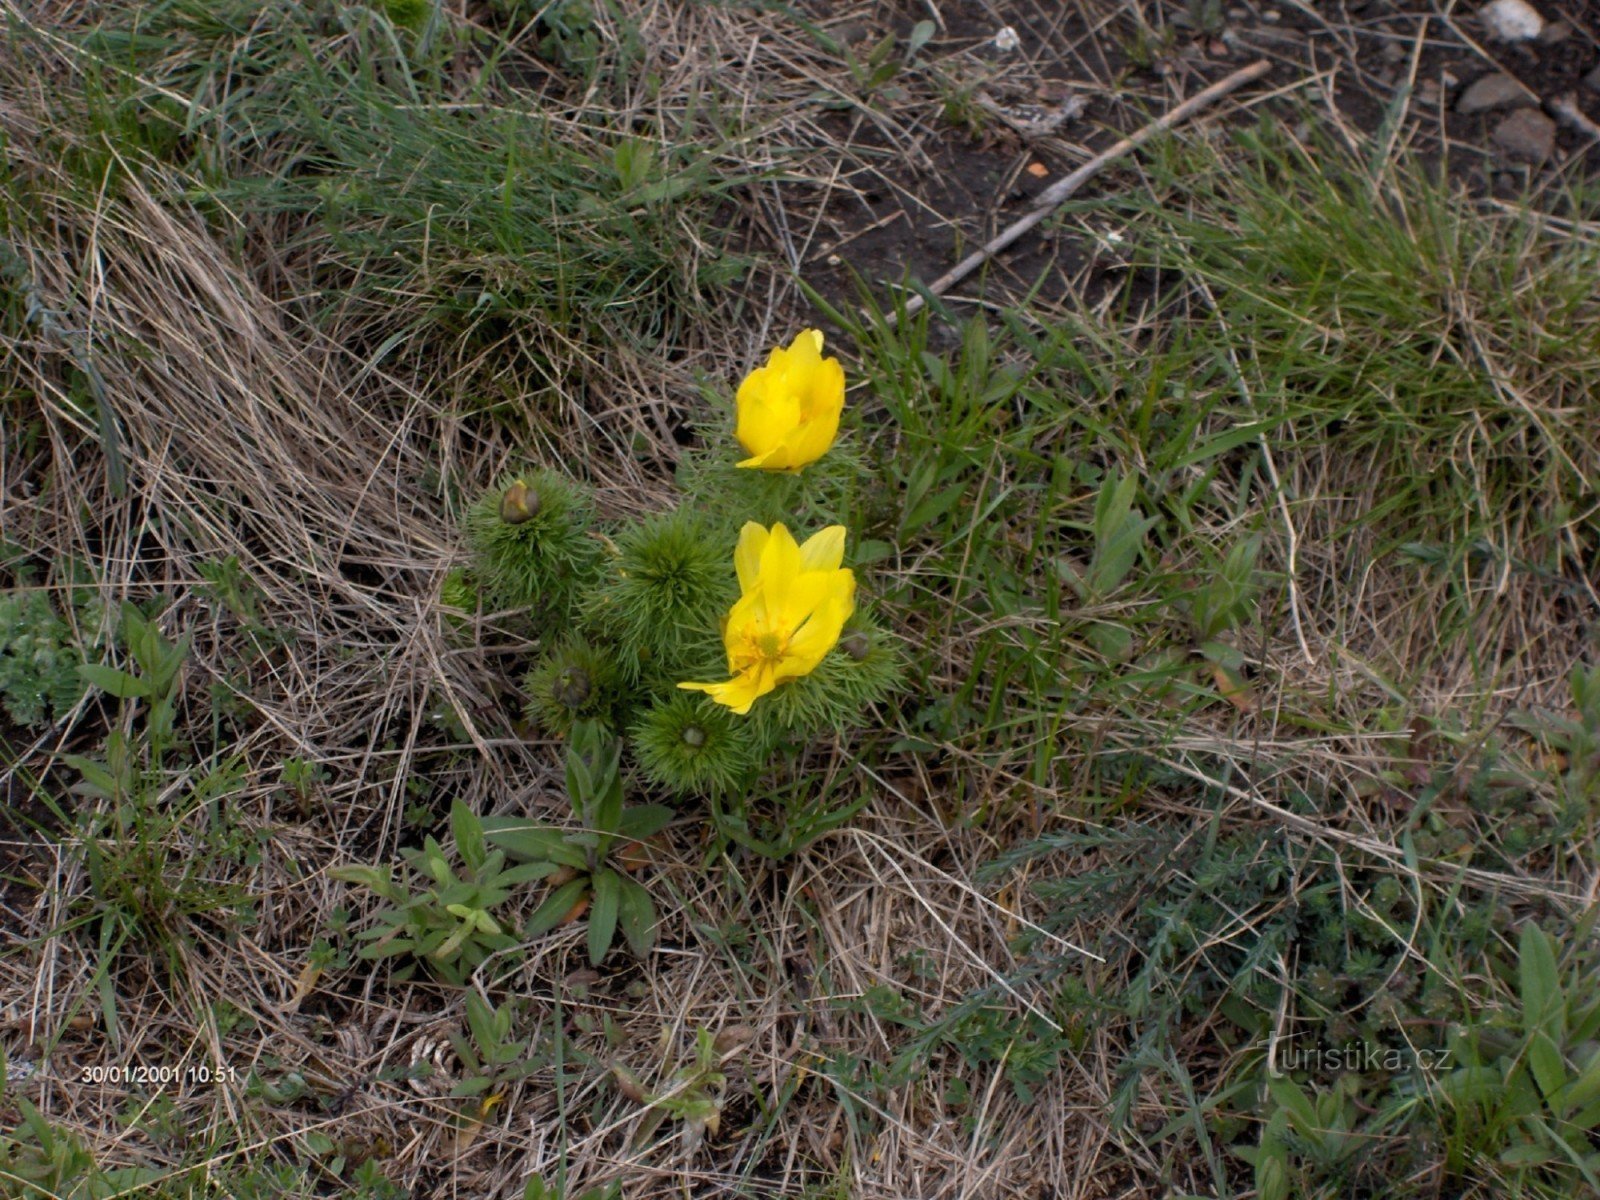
[734,329,845,470]
[679,522,856,715]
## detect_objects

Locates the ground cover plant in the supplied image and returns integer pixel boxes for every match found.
[1,1,1598,1197]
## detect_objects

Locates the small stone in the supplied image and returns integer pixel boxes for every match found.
[1479,0,1544,42]
[1491,107,1556,162]
[1262,8,1282,21]
[1584,64,1600,92]
[1380,41,1405,64]
[1418,80,1441,105]
[1456,72,1536,113]
[1537,20,1570,44]
[713,1024,756,1054]
[993,25,1021,53]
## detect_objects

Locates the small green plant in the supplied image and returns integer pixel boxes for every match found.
[840,19,934,95]
[459,330,901,830]
[333,801,554,984]
[484,722,671,966]
[280,756,330,806]
[1244,1074,1371,1200]
[1435,921,1600,1187]
[1057,472,1158,660]
[76,601,187,753]
[521,1178,620,1200]
[63,603,256,1023]
[398,991,542,1118]
[466,469,600,622]
[1510,663,1600,804]
[0,588,91,728]
[0,1094,167,1198]
[612,1027,730,1151]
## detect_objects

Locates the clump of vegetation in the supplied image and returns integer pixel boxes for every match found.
[332,801,550,985]
[461,328,902,817]
[0,589,89,728]
[483,721,674,967]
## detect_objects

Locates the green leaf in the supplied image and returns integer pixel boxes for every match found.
[617,876,658,958]
[483,819,589,869]
[588,869,620,967]
[1266,1075,1320,1137]
[496,861,562,887]
[329,864,388,888]
[1554,1048,1600,1120]
[465,992,494,1048]
[1528,1031,1568,1101]
[449,1075,495,1098]
[451,800,486,870]
[525,878,590,938]
[565,751,595,812]
[617,804,674,841]
[78,663,153,699]
[64,754,122,800]
[901,479,967,537]
[432,918,473,962]
[1165,418,1285,472]
[1499,1143,1557,1166]
[1437,1065,1504,1108]
[594,775,624,846]
[149,635,188,696]
[1519,923,1564,1039]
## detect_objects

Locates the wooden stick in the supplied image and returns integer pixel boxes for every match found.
[888,59,1273,323]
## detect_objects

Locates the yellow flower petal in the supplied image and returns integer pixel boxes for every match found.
[678,665,774,715]
[798,525,847,573]
[734,522,769,593]
[679,521,856,714]
[779,590,853,679]
[757,522,802,598]
[732,330,844,472]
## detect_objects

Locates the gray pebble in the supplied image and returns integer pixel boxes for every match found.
[1490,108,1556,163]
[1456,72,1536,114]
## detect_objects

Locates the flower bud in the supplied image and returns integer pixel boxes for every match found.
[681,724,707,748]
[840,631,870,661]
[500,479,539,524]
[553,666,592,709]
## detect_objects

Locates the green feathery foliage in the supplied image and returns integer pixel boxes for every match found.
[465,469,601,623]
[674,439,865,529]
[582,509,734,682]
[632,692,759,798]
[745,608,903,745]
[438,567,479,627]
[524,636,624,736]
[0,590,90,729]
[377,0,432,32]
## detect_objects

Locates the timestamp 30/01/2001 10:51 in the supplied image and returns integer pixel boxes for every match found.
[79,1063,240,1085]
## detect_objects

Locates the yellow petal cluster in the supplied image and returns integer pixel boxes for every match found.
[678,522,855,714]
[734,329,845,471]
